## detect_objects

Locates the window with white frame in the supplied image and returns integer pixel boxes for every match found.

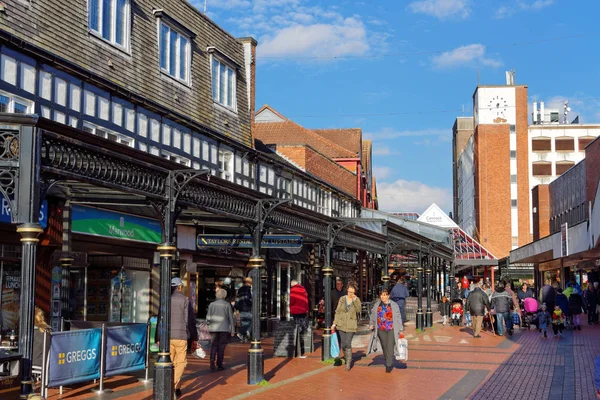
[159,23,190,83]
[0,91,33,114]
[160,150,190,167]
[219,150,234,182]
[88,0,130,50]
[82,122,134,147]
[211,57,236,109]
[277,177,291,199]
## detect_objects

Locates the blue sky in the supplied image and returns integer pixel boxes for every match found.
[194,0,600,214]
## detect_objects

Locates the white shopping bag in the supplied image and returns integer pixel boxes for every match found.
[194,346,206,359]
[396,335,408,361]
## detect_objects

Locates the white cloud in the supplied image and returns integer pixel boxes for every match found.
[202,0,251,10]
[372,145,400,156]
[533,94,600,124]
[377,179,452,213]
[407,0,471,20]
[258,18,369,58]
[495,0,554,19]
[432,44,502,69]
[373,166,393,180]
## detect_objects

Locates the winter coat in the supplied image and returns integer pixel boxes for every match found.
[439,301,451,317]
[290,284,309,315]
[552,309,565,324]
[206,299,235,334]
[568,293,584,315]
[465,287,491,316]
[390,283,409,309]
[506,287,522,317]
[540,284,556,305]
[537,310,551,326]
[517,288,533,301]
[333,295,362,333]
[235,285,252,312]
[331,288,346,314]
[367,300,403,357]
[584,288,598,308]
[491,289,513,314]
[165,290,198,342]
[555,293,569,316]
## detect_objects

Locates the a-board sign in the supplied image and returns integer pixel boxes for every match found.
[273,320,314,357]
[273,321,296,357]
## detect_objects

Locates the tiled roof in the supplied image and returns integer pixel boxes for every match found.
[372,176,378,209]
[253,106,356,159]
[313,128,362,156]
[362,140,372,175]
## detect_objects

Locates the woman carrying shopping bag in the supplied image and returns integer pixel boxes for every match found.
[332,282,361,371]
[368,288,403,373]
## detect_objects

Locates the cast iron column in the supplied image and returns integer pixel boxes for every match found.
[382,253,390,290]
[18,223,43,399]
[425,255,433,328]
[154,243,176,400]
[322,243,333,361]
[247,256,264,384]
[416,248,424,330]
[312,258,321,328]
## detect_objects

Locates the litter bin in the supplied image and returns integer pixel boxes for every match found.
[0,350,21,400]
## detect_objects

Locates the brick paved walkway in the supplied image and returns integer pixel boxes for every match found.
[43,320,600,400]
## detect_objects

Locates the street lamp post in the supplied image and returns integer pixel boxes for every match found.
[416,248,424,331]
[425,254,433,328]
[247,256,264,384]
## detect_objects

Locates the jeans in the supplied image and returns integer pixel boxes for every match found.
[239,311,252,337]
[496,312,512,336]
[292,314,308,356]
[573,314,581,327]
[465,313,472,325]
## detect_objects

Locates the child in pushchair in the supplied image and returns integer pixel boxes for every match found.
[521,297,539,329]
[451,300,464,326]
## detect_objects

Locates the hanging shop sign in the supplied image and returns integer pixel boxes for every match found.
[0,197,48,228]
[197,234,302,249]
[72,205,161,244]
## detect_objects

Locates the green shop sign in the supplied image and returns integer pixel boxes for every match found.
[72,205,162,244]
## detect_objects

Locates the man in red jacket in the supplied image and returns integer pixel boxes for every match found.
[290,279,309,358]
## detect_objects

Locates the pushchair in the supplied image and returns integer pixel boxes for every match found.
[521,297,539,330]
[450,300,464,326]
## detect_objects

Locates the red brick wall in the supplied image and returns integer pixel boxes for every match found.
[277,146,307,169]
[586,137,600,204]
[515,86,532,246]
[474,124,512,258]
[532,184,550,241]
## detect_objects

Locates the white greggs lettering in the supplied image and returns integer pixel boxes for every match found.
[118,342,142,355]
[63,349,97,363]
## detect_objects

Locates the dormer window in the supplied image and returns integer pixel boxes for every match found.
[211,57,236,110]
[88,0,131,51]
[159,23,190,84]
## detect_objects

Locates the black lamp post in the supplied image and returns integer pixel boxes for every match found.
[322,244,333,361]
[416,250,424,330]
[247,256,264,384]
[425,254,433,328]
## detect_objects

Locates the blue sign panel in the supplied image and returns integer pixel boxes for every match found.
[105,324,148,377]
[0,197,48,228]
[197,234,303,249]
[48,328,101,387]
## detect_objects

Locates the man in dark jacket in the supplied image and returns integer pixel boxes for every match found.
[290,280,309,358]
[390,277,410,323]
[491,282,514,336]
[465,283,491,338]
[584,282,599,325]
[167,277,198,398]
[235,277,252,342]
[331,278,346,317]
[540,279,556,314]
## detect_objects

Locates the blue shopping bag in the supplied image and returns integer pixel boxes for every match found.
[512,311,521,326]
[330,330,340,358]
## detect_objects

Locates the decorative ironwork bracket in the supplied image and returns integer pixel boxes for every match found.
[322,221,354,251]
[167,169,211,213]
[246,198,292,255]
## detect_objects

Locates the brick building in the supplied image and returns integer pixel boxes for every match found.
[454,74,600,259]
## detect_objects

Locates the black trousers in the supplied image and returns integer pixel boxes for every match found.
[378,329,395,368]
[292,313,308,356]
[210,332,229,367]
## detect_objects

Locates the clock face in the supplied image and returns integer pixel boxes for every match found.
[488,95,508,118]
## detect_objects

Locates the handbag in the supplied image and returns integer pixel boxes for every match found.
[512,311,521,326]
[330,329,340,358]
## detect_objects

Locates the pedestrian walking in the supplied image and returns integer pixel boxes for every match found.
[552,305,565,337]
[156,277,199,398]
[465,282,491,338]
[540,279,556,314]
[584,282,599,325]
[290,279,309,358]
[440,296,451,325]
[235,277,252,342]
[331,277,346,344]
[368,288,403,373]
[537,303,551,338]
[332,282,361,371]
[517,283,533,302]
[206,288,235,371]
[491,282,514,336]
[390,277,409,323]
[569,291,584,331]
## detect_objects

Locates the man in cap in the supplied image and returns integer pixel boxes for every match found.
[164,277,198,398]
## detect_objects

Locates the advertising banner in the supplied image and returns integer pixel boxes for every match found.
[0,197,48,227]
[48,328,101,387]
[1,267,20,331]
[71,205,161,244]
[105,324,147,377]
